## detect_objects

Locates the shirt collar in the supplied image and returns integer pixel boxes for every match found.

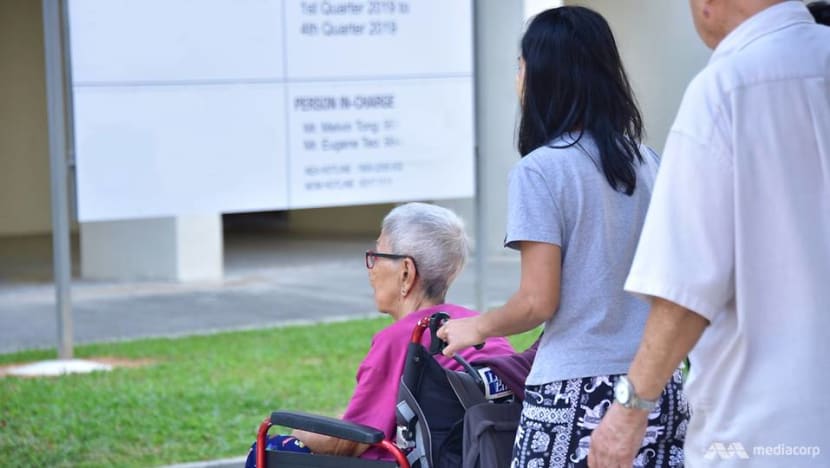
[710,1,814,64]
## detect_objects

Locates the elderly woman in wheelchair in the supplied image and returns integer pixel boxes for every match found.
[245,203,515,467]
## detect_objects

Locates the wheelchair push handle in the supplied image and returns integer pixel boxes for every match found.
[427,312,486,389]
[427,311,484,355]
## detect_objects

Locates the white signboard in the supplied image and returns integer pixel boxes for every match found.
[69,0,475,222]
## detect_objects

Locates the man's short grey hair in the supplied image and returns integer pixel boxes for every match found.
[381,202,469,301]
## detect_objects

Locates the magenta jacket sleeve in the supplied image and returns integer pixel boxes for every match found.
[340,336,405,441]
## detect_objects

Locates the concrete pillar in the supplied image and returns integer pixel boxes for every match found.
[524,0,563,18]
[80,214,222,281]
[436,0,526,258]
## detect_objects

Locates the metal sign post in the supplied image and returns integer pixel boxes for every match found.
[42,0,74,359]
[10,0,112,377]
[472,1,487,313]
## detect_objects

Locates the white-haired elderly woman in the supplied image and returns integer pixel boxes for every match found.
[245,203,515,466]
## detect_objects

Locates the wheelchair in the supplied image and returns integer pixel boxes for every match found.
[255,312,521,468]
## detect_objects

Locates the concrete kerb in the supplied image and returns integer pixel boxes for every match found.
[0,311,382,355]
[160,455,246,468]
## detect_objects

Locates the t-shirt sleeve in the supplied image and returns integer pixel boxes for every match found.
[504,160,563,250]
[340,340,400,440]
[625,125,735,322]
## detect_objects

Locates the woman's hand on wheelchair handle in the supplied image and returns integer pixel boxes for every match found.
[437,316,485,357]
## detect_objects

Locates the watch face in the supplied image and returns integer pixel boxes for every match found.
[614,381,630,403]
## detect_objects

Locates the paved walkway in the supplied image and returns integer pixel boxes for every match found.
[0,233,521,354]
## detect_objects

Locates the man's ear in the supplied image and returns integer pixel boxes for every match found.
[703,0,714,20]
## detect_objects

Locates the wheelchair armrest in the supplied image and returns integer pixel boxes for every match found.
[271,411,386,445]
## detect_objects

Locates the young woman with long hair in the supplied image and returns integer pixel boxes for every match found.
[439,7,688,467]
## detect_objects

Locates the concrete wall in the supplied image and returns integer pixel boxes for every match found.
[0,0,52,236]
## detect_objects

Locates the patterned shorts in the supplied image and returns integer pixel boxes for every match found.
[512,370,689,468]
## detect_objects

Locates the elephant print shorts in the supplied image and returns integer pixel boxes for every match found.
[512,370,689,468]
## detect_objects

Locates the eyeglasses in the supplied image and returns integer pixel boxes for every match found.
[365,250,417,270]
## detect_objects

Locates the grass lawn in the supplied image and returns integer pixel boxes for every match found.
[0,317,540,467]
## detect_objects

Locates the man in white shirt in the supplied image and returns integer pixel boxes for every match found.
[589,1,830,467]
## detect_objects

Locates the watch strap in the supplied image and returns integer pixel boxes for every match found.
[617,375,658,411]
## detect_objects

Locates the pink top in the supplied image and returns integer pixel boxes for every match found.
[341,304,515,460]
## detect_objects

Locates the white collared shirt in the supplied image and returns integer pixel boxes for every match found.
[625,2,830,466]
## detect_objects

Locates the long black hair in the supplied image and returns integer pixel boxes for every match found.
[809,1,830,26]
[517,6,644,195]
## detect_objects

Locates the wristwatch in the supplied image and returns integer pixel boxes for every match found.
[614,375,658,411]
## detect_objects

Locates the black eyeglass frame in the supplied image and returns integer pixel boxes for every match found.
[365,250,417,270]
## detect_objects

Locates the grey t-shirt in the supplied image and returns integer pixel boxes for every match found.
[505,133,659,384]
